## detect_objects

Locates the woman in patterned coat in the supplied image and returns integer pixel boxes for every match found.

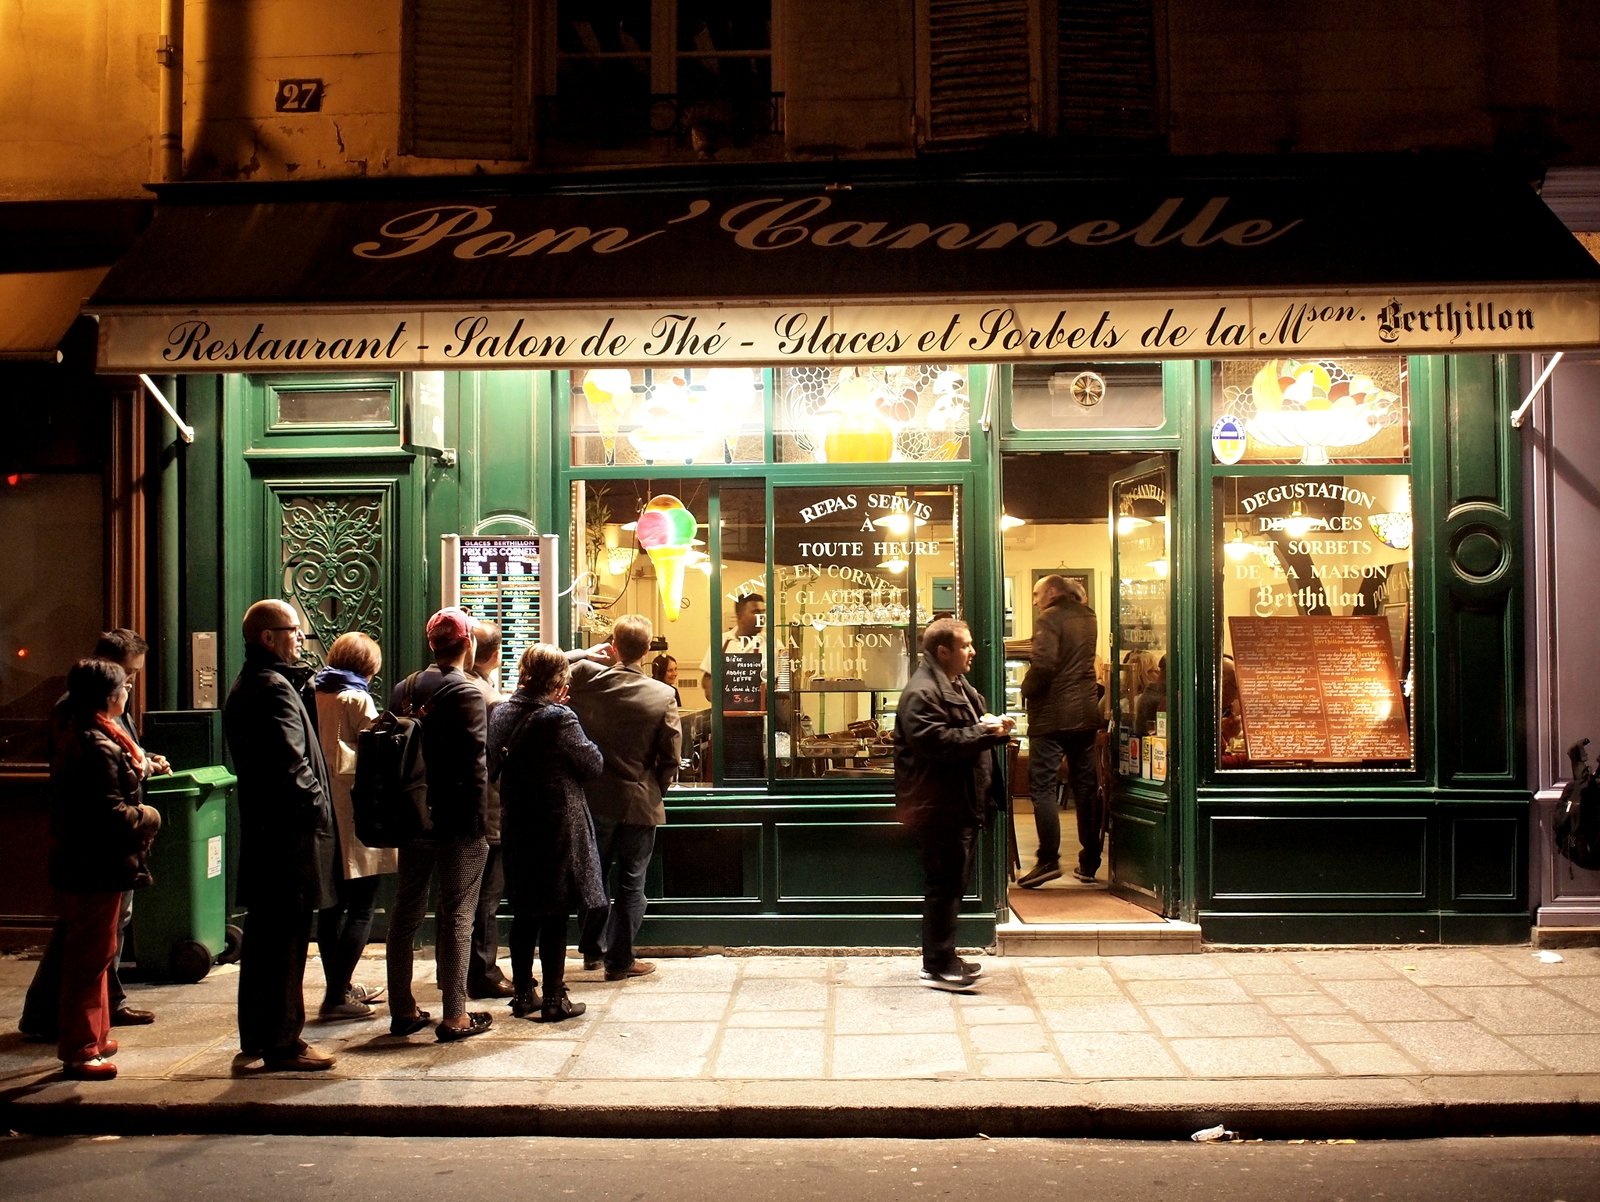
[487,644,605,1023]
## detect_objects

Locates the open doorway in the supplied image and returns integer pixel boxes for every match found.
[999,450,1172,927]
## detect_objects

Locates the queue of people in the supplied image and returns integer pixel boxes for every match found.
[26,598,1022,1079]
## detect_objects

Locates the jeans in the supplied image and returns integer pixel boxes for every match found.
[1028,727,1103,875]
[467,843,507,992]
[315,873,382,1004]
[914,822,977,973]
[386,835,489,1023]
[578,816,656,973]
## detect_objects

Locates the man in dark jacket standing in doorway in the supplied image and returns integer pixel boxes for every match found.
[894,617,1013,992]
[223,599,339,1071]
[1018,575,1104,887]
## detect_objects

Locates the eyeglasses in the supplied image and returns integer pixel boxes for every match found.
[268,625,304,635]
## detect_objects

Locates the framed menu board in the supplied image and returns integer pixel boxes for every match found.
[1228,615,1411,765]
[442,534,559,697]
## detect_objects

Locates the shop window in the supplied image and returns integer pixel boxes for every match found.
[773,365,971,464]
[1216,471,1414,770]
[772,484,961,781]
[0,474,105,766]
[1010,361,1166,430]
[1210,357,1410,466]
[569,367,766,467]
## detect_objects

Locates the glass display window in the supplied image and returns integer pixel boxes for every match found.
[569,366,766,467]
[771,483,963,780]
[773,364,971,463]
[1211,357,1410,465]
[1215,471,1414,770]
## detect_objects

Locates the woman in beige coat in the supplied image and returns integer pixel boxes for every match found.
[311,632,396,1020]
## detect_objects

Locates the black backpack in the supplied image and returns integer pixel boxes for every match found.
[351,672,432,847]
[1556,739,1600,873]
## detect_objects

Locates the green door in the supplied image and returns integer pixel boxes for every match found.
[223,373,427,706]
[1107,454,1174,914]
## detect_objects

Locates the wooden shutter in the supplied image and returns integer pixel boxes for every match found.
[920,0,1040,148]
[1056,0,1160,142]
[402,0,530,160]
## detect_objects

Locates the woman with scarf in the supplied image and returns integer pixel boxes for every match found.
[488,644,605,1023]
[311,632,395,1020]
[49,658,162,1080]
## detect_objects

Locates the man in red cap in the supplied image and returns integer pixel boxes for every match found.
[383,607,494,1043]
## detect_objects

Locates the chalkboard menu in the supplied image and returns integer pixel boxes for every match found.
[723,650,763,711]
[1229,616,1410,764]
[444,534,558,697]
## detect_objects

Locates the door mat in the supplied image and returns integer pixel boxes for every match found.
[1006,885,1165,924]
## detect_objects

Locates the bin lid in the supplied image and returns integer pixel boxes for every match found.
[143,764,238,793]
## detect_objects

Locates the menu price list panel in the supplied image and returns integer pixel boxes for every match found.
[1229,615,1410,765]
[456,537,548,698]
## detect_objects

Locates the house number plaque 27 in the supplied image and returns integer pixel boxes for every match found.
[275,79,325,112]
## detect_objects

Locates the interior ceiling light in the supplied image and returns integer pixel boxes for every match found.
[1281,501,1323,539]
[999,512,1026,531]
[1149,557,1170,578]
[1223,528,1253,561]
[878,558,910,574]
[1116,513,1150,535]
[873,513,922,536]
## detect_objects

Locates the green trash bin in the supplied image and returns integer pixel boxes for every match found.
[134,765,237,983]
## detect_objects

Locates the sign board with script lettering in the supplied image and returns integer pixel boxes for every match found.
[88,165,1600,372]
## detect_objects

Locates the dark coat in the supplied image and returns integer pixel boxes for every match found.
[564,655,681,827]
[894,655,1010,829]
[223,644,338,910]
[488,694,606,915]
[1021,595,1101,735]
[48,724,162,895]
[392,665,489,841]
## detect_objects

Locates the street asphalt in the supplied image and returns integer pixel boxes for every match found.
[3,944,1598,1140]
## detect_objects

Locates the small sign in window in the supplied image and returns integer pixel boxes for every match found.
[275,79,325,112]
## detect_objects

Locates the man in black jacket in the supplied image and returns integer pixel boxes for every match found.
[222,600,339,1072]
[384,606,493,1042]
[1018,575,1103,888]
[894,618,1013,991]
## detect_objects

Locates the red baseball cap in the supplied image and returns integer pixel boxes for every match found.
[426,606,474,649]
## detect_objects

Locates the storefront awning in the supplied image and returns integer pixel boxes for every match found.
[0,267,108,361]
[87,158,1600,371]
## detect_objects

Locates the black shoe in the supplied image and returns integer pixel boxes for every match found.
[1016,862,1062,889]
[468,979,517,999]
[538,988,586,1023]
[510,990,543,1018]
[1072,867,1098,883]
[436,1011,493,1042]
[919,965,978,992]
[582,957,602,971]
[959,958,984,978]
[389,1009,431,1037]
[111,1006,156,1026]
[19,1023,56,1043]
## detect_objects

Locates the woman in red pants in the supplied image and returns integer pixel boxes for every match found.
[49,658,162,1081]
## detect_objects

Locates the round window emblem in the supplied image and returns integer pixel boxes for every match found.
[1211,414,1247,465]
[1070,371,1106,409]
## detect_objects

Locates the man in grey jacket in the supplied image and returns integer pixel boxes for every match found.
[565,615,681,981]
[1018,576,1105,887]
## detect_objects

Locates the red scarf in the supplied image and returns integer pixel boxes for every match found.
[95,714,147,777]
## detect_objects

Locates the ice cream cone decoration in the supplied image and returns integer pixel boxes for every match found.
[581,369,636,466]
[635,494,698,621]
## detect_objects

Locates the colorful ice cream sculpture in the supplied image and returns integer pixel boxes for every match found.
[818,375,896,463]
[703,367,760,463]
[581,369,636,466]
[635,494,698,621]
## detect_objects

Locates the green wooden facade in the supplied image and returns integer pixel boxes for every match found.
[178,353,1527,947]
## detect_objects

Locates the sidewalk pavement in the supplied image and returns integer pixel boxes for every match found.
[3,945,1599,1141]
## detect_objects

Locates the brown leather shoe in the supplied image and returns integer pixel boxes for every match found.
[111,1006,156,1026]
[604,960,657,982]
[64,1057,118,1081]
[262,1045,336,1072]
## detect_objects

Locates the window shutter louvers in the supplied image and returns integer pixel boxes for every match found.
[922,0,1038,148]
[1057,0,1160,142]
[403,0,528,160]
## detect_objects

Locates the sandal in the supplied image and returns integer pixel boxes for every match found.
[389,1009,431,1037]
[435,1011,492,1042]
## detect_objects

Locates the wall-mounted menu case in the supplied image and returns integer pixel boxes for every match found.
[442,534,559,697]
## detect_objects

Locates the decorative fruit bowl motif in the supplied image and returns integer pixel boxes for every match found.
[1238,360,1399,465]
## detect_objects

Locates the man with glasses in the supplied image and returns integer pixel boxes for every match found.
[223,600,340,1071]
[20,629,170,1042]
